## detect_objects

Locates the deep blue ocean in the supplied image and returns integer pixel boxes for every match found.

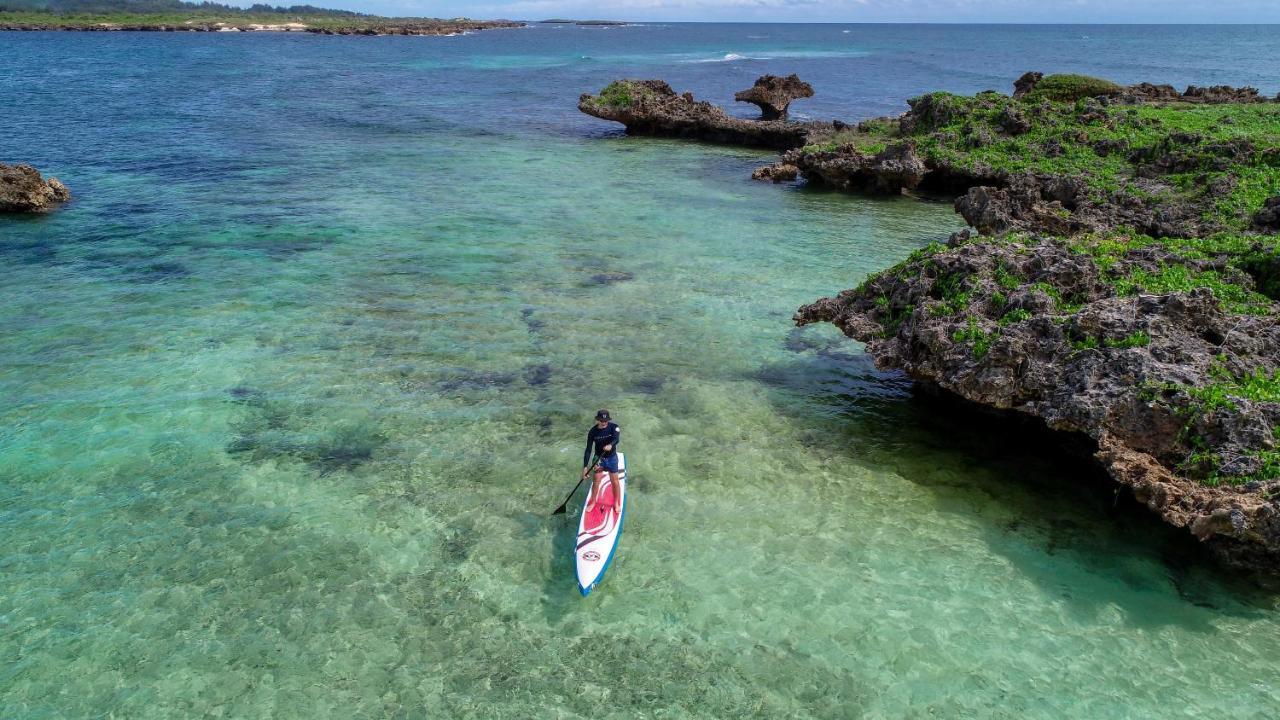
[3,23,1280,719]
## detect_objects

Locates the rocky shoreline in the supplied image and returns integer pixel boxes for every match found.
[580,73,1280,574]
[1,163,70,213]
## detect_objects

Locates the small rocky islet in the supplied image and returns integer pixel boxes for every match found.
[578,77,834,150]
[0,162,70,213]
[581,72,1280,574]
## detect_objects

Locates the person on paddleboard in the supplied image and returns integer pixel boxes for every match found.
[583,409,622,513]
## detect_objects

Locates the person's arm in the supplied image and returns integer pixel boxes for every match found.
[605,424,620,452]
[584,429,595,469]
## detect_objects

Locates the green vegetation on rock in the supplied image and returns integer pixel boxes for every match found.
[799,88,1280,232]
[1027,74,1123,102]
[784,71,1280,559]
[598,81,635,109]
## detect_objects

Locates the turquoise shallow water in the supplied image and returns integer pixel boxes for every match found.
[3,24,1280,719]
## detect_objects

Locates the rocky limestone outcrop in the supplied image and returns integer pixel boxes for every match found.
[1012,71,1044,98]
[0,163,70,213]
[751,163,799,183]
[796,236,1280,570]
[786,88,1259,238]
[1123,83,1275,104]
[778,73,1280,573]
[953,172,1212,239]
[773,141,927,194]
[1254,196,1280,232]
[734,74,814,120]
[1010,71,1277,105]
[579,79,837,150]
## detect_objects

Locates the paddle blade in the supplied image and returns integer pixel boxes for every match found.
[552,475,586,516]
[552,462,594,517]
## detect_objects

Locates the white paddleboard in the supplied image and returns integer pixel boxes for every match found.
[575,452,626,596]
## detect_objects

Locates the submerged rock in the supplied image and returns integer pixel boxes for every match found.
[590,270,634,285]
[0,163,70,213]
[734,74,814,120]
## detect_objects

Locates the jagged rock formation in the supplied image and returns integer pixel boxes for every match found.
[579,79,837,150]
[751,163,799,183]
[775,141,928,194]
[734,74,814,120]
[1012,71,1044,98]
[796,233,1280,570]
[951,171,1217,239]
[0,163,70,213]
[1009,73,1278,106]
[1121,82,1276,104]
[773,81,1277,240]
[1257,197,1280,232]
[784,73,1280,573]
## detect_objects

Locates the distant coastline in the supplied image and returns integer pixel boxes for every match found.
[539,19,629,26]
[0,10,523,35]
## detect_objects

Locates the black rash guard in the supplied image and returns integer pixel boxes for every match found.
[584,422,621,466]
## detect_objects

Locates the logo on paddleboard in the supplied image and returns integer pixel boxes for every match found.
[582,551,601,562]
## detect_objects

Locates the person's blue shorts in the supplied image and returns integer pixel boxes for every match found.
[597,453,619,473]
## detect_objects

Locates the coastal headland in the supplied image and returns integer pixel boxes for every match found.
[0,1,524,34]
[581,73,1280,574]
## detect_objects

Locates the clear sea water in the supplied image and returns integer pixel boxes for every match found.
[3,23,1280,719]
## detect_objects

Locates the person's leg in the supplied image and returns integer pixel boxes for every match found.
[610,472,622,514]
[594,455,616,512]
[587,471,601,510]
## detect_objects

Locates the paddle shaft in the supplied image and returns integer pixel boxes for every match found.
[552,455,599,515]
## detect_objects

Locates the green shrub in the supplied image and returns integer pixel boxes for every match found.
[1104,331,1150,348]
[904,92,968,133]
[952,316,997,358]
[994,263,1022,290]
[999,308,1033,326]
[599,81,634,108]
[1070,336,1101,352]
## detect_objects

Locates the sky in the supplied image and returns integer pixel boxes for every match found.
[325,0,1280,23]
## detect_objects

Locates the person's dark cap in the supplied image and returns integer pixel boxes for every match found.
[595,409,610,421]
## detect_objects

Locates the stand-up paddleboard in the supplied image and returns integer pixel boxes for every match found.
[575,452,626,596]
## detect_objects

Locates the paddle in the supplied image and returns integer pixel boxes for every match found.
[552,455,599,515]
